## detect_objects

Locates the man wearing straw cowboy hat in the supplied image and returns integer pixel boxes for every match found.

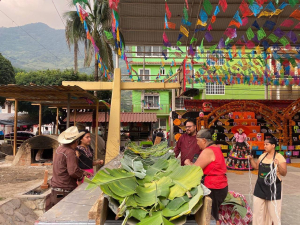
[45,126,93,211]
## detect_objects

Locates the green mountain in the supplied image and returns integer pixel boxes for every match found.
[0,22,127,74]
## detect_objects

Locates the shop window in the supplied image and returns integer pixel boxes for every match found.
[144,95,159,109]
[136,46,167,57]
[206,83,225,95]
[139,69,150,81]
[175,98,187,110]
[160,68,165,75]
[153,118,167,130]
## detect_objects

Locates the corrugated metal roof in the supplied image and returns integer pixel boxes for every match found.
[64,112,157,123]
[119,0,300,46]
[0,85,108,110]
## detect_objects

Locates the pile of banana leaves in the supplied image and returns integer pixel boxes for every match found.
[86,142,206,225]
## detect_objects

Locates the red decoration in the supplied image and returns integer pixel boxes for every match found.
[239,0,253,18]
[219,0,227,12]
[280,20,294,27]
[165,2,172,19]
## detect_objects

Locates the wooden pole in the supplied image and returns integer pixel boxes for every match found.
[105,68,121,164]
[39,104,42,135]
[67,93,70,128]
[74,109,77,126]
[95,101,99,161]
[56,108,59,135]
[13,100,18,156]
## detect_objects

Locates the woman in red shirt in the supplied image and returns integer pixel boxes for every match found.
[185,129,228,225]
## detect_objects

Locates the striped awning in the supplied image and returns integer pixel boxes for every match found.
[64,112,157,123]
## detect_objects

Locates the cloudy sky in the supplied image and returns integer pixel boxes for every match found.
[0,0,74,29]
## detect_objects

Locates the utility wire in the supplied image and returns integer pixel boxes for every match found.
[0,9,62,62]
[51,0,92,72]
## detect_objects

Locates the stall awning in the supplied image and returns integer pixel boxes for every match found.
[0,85,108,110]
[64,112,157,123]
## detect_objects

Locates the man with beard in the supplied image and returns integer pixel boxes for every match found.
[174,119,201,165]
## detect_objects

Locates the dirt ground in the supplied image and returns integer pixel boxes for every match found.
[0,160,53,199]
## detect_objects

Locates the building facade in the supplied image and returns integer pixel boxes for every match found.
[129,46,266,131]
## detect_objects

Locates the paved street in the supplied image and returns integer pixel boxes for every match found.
[225,159,300,225]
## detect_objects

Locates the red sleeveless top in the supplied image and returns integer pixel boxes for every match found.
[203,146,228,189]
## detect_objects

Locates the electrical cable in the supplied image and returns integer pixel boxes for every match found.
[0,9,62,62]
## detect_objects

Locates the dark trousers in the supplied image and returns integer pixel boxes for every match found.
[208,186,228,221]
[45,190,70,211]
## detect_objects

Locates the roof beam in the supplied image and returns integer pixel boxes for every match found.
[63,81,180,91]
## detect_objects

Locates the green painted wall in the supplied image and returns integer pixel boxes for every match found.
[130,46,266,130]
[205,85,265,100]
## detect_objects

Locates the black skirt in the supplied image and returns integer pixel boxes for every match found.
[208,186,228,221]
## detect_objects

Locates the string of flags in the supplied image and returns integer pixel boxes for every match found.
[75,0,300,87]
[74,1,112,80]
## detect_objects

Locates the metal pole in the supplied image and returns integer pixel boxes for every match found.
[170,89,176,146]
[39,104,42,135]
[67,93,70,128]
[13,100,18,156]
[56,108,59,135]
[74,109,77,126]
[95,101,99,161]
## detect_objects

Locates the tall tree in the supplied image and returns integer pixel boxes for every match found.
[64,0,114,82]
[0,53,16,105]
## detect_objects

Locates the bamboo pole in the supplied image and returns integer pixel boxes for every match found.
[13,100,18,156]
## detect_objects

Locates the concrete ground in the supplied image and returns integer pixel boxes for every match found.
[226,158,300,225]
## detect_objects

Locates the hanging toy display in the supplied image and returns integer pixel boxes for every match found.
[226,125,253,171]
[212,130,218,141]
[199,111,204,117]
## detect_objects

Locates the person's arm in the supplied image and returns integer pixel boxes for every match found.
[184,148,214,170]
[66,152,85,179]
[248,155,259,170]
[174,136,182,158]
[93,159,104,166]
[274,157,287,176]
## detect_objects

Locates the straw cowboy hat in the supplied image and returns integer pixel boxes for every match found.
[58,126,85,144]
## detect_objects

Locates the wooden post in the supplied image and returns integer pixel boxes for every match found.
[105,68,121,164]
[74,109,77,126]
[39,104,42,135]
[56,108,59,135]
[95,100,99,161]
[13,100,18,156]
[41,170,49,189]
[67,93,70,128]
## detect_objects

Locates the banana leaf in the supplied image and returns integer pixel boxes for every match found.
[121,155,147,179]
[162,185,204,221]
[137,211,174,225]
[155,159,181,179]
[166,187,198,211]
[135,177,173,207]
[124,149,175,166]
[86,168,137,198]
[146,158,169,176]
[168,165,203,200]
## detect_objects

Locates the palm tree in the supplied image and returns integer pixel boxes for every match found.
[64,0,114,81]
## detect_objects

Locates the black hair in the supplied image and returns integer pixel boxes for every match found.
[185,119,196,126]
[78,130,90,145]
[265,137,277,147]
